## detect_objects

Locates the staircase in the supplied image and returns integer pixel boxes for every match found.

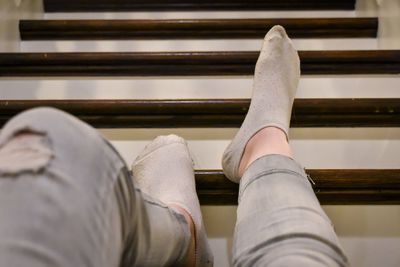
[1,0,400,265]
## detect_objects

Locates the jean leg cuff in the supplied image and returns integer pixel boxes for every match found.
[239,154,308,201]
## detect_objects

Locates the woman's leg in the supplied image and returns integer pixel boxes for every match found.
[222,26,349,267]
[0,107,193,267]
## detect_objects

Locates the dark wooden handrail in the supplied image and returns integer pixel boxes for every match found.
[1,99,399,128]
[194,169,400,205]
[44,0,356,12]
[1,50,399,76]
[19,18,378,40]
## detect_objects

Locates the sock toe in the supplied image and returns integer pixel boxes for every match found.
[264,25,287,41]
[133,134,187,165]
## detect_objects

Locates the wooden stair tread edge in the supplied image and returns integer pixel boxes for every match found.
[1,98,399,128]
[19,18,378,40]
[195,169,400,205]
[194,169,400,189]
[43,0,356,12]
[1,50,399,76]
[0,98,400,128]
[1,99,399,114]
[198,191,400,205]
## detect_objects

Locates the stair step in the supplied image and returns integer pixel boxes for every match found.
[1,50,399,76]
[44,0,355,12]
[195,169,400,205]
[19,18,378,40]
[1,99,399,128]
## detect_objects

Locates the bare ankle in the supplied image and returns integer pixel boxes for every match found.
[169,204,196,267]
[238,127,293,177]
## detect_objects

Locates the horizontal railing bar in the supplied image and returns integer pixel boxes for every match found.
[1,50,399,76]
[43,0,356,12]
[194,169,400,205]
[19,18,378,40]
[1,99,399,128]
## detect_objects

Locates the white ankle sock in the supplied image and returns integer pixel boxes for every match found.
[222,25,300,182]
[131,134,213,267]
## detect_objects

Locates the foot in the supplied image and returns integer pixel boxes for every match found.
[222,25,300,182]
[131,135,213,267]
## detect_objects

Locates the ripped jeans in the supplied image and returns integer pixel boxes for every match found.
[0,108,189,267]
[0,107,348,267]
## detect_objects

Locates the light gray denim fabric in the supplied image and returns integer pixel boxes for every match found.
[0,107,189,267]
[0,107,349,267]
[233,154,349,267]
